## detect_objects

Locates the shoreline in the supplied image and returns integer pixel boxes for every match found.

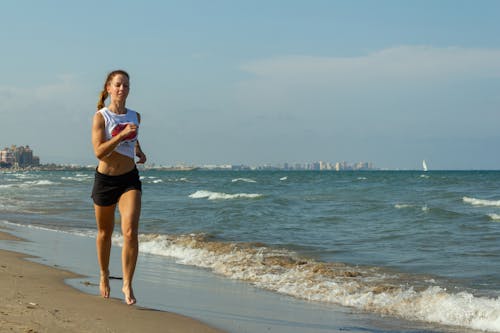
[0,231,225,333]
[0,222,468,333]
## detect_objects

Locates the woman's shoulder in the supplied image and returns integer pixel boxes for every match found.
[96,107,109,117]
[92,110,105,127]
[126,108,141,121]
[94,107,109,120]
[126,108,139,115]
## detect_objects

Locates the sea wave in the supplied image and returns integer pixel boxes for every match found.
[232,178,257,183]
[488,214,500,221]
[0,201,39,214]
[13,173,37,179]
[189,190,262,200]
[463,196,500,207]
[0,180,57,188]
[394,204,413,209]
[61,175,93,182]
[140,176,188,183]
[166,177,189,183]
[394,204,430,212]
[108,232,500,332]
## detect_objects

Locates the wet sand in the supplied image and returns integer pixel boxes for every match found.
[0,231,225,333]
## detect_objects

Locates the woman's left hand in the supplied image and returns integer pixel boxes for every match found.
[136,150,147,164]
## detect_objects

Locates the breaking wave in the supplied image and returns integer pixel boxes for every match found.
[232,178,257,183]
[189,190,263,200]
[114,233,500,332]
[0,180,57,188]
[140,176,189,184]
[394,203,413,209]
[488,214,500,221]
[61,174,93,182]
[463,197,500,207]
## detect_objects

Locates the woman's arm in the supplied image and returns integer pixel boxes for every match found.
[134,112,147,164]
[135,141,147,164]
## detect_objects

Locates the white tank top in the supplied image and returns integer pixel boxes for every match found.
[97,107,139,159]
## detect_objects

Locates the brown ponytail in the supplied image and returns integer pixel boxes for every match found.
[96,69,130,110]
[97,90,108,110]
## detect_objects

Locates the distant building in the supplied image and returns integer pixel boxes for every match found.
[0,148,14,168]
[0,145,40,168]
[335,161,350,171]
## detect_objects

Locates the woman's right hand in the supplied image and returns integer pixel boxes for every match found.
[113,123,138,141]
[122,123,138,140]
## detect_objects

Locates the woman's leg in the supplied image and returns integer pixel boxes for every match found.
[94,204,116,298]
[118,189,141,305]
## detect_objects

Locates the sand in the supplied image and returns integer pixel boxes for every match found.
[0,232,225,333]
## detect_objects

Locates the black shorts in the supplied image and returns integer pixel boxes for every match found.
[91,167,142,206]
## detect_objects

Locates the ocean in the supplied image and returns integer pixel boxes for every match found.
[1,169,500,332]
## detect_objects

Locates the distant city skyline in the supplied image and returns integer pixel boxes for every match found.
[1,1,499,170]
[0,143,377,170]
[150,160,377,171]
[0,142,467,171]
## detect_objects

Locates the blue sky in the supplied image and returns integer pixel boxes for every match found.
[1,0,500,169]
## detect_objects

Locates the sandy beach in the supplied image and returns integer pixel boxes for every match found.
[0,231,225,333]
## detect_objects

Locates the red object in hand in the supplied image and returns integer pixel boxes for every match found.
[111,123,137,141]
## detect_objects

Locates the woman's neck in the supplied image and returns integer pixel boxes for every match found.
[108,101,126,114]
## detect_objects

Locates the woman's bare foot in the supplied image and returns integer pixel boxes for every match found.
[100,271,110,298]
[122,284,136,305]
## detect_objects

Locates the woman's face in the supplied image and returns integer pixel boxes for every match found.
[107,74,129,103]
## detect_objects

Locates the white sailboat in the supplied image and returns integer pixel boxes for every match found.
[422,160,428,172]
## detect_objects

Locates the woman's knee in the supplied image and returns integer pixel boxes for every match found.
[97,228,113,241]
[122,224,138,244]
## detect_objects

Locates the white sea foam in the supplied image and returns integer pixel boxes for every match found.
[0,180,56,188]
[395,204,412,209]
[488,214,500,221]
[164,177,189,183]
[232,178,257,183]
[463,197,500,207]
[167,177,189,182]
[394,203,429,211]
[189,190,262,200]
[140,176,189,183]
[124,233,500,332]
[141,176,161,182]
[280,176,288,181]
[61,175,92,182]
[13,173,36,179]
[28,180,56,186]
